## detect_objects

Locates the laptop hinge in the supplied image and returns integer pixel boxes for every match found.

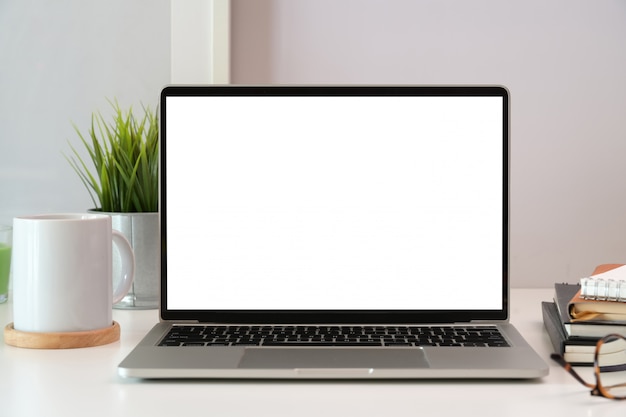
[160,319,201,324]
[466,319,509,324]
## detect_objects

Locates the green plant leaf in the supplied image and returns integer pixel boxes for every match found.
[64,99,159,212]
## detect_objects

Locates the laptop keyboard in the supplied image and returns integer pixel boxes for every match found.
[158,325,509,347]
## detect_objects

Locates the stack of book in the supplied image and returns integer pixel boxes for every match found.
[542,264,626,365]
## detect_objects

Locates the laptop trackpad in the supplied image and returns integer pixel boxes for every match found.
[238,348,430,369]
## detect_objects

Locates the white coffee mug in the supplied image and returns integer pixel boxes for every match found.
[12,214,135,333]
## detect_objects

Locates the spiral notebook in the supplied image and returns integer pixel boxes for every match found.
[580,264,626,301]
[117,85,548,379]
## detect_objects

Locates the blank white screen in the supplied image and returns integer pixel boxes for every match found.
[165,95,504,311]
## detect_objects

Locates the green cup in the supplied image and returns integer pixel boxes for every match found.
[0,225,12,303]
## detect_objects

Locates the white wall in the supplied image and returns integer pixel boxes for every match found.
[3,0,625,289]
[231,0,626,287]
[171,0,230,84]
[0,0,171,224]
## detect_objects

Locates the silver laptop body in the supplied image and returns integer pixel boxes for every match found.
[118,85,548,379]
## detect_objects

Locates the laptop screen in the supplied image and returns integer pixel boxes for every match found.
[161,86,508,324]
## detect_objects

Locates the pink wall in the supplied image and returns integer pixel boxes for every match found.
[230,0,626,288]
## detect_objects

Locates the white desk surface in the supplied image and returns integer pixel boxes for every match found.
[1,288,624,417]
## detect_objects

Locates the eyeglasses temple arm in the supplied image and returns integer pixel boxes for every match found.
[550,353,596,388]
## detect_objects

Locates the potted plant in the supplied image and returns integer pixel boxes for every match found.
[66,100,159,309]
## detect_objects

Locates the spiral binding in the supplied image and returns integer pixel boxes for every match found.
[580,277,626,302]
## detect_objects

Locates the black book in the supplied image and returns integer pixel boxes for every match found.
[541,301,596,365]
[553,283,626,338]
[543,300,626,366]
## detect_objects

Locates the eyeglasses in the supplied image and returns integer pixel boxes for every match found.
[551,333,626,400]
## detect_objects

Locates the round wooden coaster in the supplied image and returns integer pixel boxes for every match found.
[3,321,120,349]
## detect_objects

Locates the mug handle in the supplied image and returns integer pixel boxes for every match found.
[111,230,135,305]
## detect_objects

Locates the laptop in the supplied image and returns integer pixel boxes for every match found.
[118,85,548,379]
